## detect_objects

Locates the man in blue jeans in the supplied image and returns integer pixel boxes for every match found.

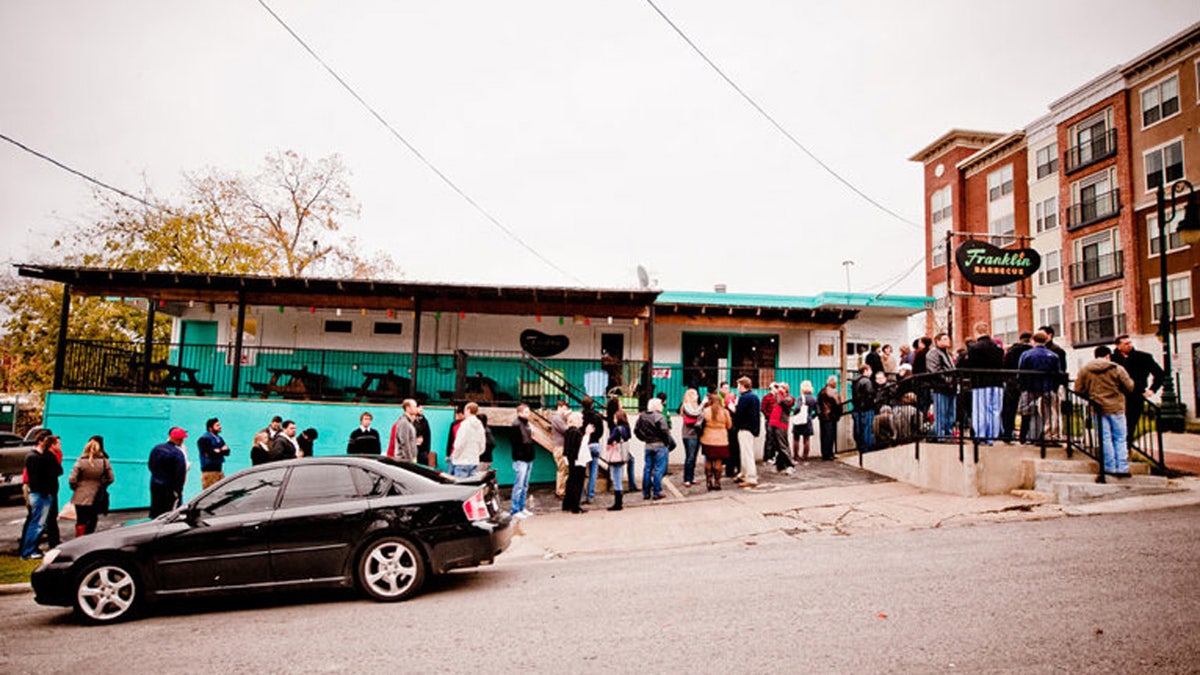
[927,332,957,438]
[634,398,671,500]
[1074,345,1135,476]
[21,434,63,560]
[581,397,606,503]
[851,364,875,451]
[510,404,536,518]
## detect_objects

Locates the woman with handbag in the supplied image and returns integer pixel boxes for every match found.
[678,388,703,487]
[792,380,819,461]
[700,391,732,490]
[68,436,114,537]
[604,410,631,511]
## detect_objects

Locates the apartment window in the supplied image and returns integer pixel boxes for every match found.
[930,185,952,226]
[1147,212,1189,257]
[989,214,1015,246]
[992,313,1018,347]
[1038,305,1062,337]
[1035,196,1058,232]
[1141,74,1180,127]
[1070,112,1112,169]
[1072,228,1121,287]
[1076,291,1124,344]
[931,242,946,268]
[1149,273,1193,323]
[991,282,1018,297]
[1035,144,1058,179]
[1037,250,1061,286]
[1145,139,1184,192]
[987,165,1014,201]
[1069,168,1118,228]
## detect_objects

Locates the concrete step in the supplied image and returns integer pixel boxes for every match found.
[1034,471,1169,495]
[1053,479,1177,505]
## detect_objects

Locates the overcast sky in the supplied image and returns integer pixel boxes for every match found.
[3,1,1198,297]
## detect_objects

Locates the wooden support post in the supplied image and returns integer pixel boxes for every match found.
[410,297,422,398]
[230,291,247,399]
[141,300,156,393]
[52,284,71,391]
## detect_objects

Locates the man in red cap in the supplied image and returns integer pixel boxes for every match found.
[148,427,189,517]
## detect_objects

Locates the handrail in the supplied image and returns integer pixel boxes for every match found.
[834,368,1166,478]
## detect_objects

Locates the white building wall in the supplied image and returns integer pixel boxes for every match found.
[1026,115,1065,341]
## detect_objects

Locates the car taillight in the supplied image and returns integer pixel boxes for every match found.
[463,488,490,522]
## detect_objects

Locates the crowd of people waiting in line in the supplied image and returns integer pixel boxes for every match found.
[846,327,1164,479]
[19,328,1162,560]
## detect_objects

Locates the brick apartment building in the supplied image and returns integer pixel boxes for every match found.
[910,22,1200,417]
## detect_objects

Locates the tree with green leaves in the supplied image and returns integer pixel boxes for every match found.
[1,150,394,392]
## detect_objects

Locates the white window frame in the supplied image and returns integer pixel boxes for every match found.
[1144,138,1185,193]
[930,185,952,227]
[1035,196,1058,233]
[992,313,1019,347]
[1037,250,1061,287]
[1148,272,1194,323]
[1035,143,1058,180]
[989,213,1016,246]
[1147,211,1190,258]
[1076,290,1123,344]
[987,165,1014,202]
[1037,305,1062,336]
[1140,73,1180,129]
[931,243,946,269]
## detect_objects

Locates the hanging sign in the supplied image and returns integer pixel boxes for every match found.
[954,240,1041,286]
[520,329,570,358]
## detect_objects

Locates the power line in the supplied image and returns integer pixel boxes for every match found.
[0,132,161,211]
[863,252,929,303]
[255,0,581,284]
[643,0,922,232]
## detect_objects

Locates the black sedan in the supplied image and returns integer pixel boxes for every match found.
[31,456,512,623]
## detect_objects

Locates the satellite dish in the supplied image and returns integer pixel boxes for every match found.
[636,265,650,289]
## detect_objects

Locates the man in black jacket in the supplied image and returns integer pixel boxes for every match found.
[1112,335,1164,444]
[1001,333,1033,442]
[851,364,875,451]
[20,434,62,559]
[964,334,1005,441]
[510,404,537,518]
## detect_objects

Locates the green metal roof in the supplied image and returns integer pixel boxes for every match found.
[656,290,932,312]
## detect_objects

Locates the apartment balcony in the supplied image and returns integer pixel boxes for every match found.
[1068,250,1124,289]
[1065,188,1120,231]
[1064,128,1118,174]
[1071,313,1126,348]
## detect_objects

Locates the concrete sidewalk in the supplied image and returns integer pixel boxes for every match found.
[502,462,1200,563]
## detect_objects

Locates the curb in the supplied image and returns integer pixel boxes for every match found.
[0,582,32,595]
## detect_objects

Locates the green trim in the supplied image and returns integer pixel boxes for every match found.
[656,290,933,311]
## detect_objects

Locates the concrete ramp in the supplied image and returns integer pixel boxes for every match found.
[840,442,1178,503]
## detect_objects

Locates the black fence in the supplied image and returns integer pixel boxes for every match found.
[839,369,1165,481]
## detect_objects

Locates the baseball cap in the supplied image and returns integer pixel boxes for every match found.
[168,427,188,441]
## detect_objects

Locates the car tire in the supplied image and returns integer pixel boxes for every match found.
[357,536,426,602]
[73,559,141,624]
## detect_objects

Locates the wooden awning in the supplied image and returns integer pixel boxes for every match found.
[15,264,661,318]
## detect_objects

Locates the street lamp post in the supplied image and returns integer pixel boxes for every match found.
[1153,179,1200,433]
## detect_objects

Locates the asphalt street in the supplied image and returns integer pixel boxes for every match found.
[2,505,1196,673]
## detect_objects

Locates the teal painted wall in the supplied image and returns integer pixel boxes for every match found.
[44,392,558,511]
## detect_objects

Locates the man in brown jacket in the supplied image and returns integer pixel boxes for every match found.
[1073,346,1135,477]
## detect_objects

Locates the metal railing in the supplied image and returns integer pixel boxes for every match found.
[1065,188,1120,230]
[835,369,1166,480]
[1068,250,1124,288]
[1064,128,1117,174]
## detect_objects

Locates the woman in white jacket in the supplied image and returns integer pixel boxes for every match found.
[450,402,486,477]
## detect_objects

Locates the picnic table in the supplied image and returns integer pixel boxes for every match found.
[249,367,343,400]
[353,370,413,403]
[150,363,213,396]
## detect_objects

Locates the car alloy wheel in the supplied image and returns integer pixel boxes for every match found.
[75,562,139,623]
[359,537,425,602]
